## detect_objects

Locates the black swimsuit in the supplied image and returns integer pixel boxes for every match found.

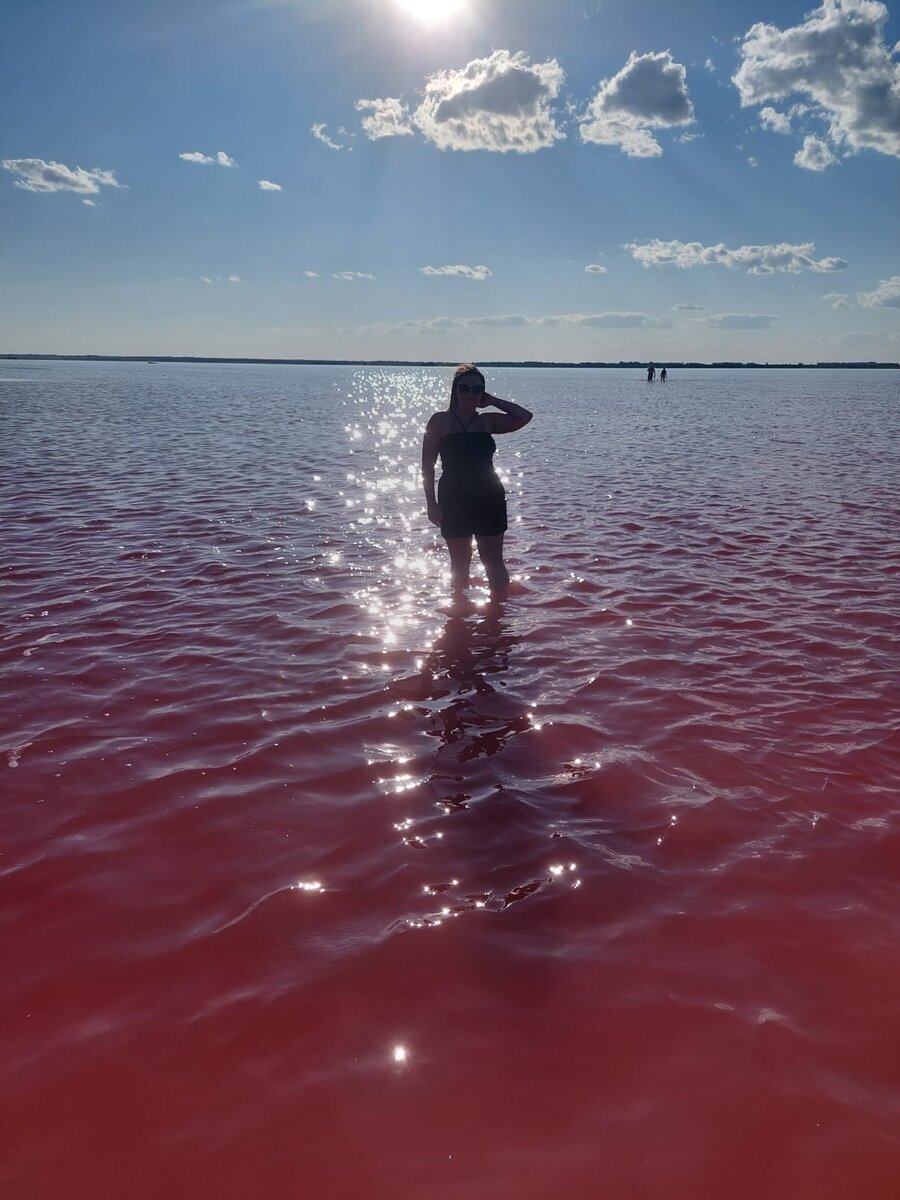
[437,413,507,540]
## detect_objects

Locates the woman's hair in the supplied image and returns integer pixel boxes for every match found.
[448,363,485,412]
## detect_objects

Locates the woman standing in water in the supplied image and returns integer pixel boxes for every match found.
[421,364,532,596]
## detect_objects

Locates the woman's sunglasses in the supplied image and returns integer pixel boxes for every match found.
[457,383,484,395]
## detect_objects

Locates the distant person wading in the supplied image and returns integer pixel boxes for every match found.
[421,364,533,597]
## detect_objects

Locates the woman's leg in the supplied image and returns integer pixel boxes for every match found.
[445,536,473,591]
[475,534,509,593]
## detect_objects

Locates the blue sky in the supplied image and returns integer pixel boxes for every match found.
[1,0,898,360]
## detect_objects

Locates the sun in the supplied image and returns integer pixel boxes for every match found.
[393,0,467,23]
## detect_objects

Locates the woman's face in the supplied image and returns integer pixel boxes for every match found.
[455,373,485,401]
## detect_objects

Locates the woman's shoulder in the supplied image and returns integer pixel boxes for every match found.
[426,410,451,433]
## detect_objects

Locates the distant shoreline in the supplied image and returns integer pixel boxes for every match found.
[2,353,897,369]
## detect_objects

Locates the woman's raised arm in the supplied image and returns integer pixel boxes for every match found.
[482,393,533,434]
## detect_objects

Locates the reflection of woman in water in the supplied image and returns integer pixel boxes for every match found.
[421,364,532,596]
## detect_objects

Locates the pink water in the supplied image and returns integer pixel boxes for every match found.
[2,361,899,1198]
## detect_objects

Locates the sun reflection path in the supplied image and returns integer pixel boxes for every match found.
[339,370,580,935]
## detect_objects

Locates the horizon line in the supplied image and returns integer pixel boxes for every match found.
[2,353,898,370]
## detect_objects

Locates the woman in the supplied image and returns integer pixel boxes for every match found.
[421,364,532,596]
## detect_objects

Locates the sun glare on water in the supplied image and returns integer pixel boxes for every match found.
[394,0,467,23]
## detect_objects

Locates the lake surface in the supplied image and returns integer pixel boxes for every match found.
[2,360,899,1198]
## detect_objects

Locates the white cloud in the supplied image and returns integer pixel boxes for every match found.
[672,302,705,310]
[356,97,414,139]
[311,124,347,151]
[580,51,694,157]
[585,264,608,273]
[625,237,847,273]
[258,179,282,190]
[413,50,565,153]
[733,0,900,160]
[82,198,98,207]
[857,275,900,308]
[535,312,672,329]
[361,315,516,335]
[394,317,469,334]
[572,312,671,328]
[704,58,716,73]
[333,270,376,281]
[2,157,123,194]
[759,106,792,133]
[703,313,778,328]
[794,134,837,170]
[822,292,853,307]
[228,275,240,283]
[200,276,213,284]
[419,264,492,280]
[179,150,237,167]
[304,271,320,278]
[468,314,529,327]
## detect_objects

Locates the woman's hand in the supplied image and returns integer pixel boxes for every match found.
[427,500,442,527]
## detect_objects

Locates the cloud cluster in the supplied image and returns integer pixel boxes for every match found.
[258,179,282,190]
[822,292,853,308]
[419,264,492,280]
[358,51,565,153]
[579,51,694,157]
[626,238,847,273]
[362,311,671,334]
[585,264,608,273]
[180,150,236,166]
[354,49,697,158]
[858,275,900,308]
[333,270,376,281]
[733,0,900,162]
[341,18,897,169]
[355,97,414,140]
[2,158,123,194]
